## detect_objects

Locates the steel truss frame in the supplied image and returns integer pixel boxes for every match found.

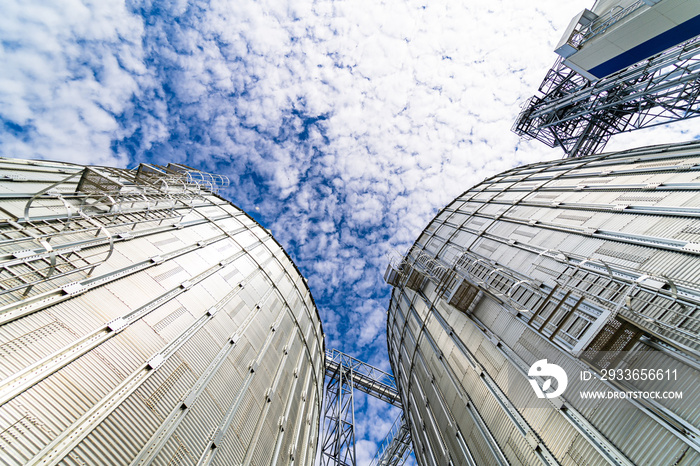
[320,349,412,466]
[513,36,700,158]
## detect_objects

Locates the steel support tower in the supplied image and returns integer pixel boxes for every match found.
[513,28,700,158]
[320,349,412,466]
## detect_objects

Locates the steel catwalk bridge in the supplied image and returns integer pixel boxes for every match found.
[319,349,413,466]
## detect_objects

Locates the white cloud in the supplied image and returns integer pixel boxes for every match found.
[0,0,148,166]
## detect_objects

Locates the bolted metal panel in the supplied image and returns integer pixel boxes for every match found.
[0,157,324,465]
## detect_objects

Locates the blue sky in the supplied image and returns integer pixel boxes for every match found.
[3,0,700,463]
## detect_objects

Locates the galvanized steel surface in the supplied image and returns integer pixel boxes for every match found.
[0,158,324,465]
[387,142,700,465]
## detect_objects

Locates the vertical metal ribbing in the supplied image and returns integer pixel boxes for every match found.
[127,264,268,466]
[195,310,286,466]
[248,237,325,421]
[240,330,298,464]
[436,155,581,259]
[197,200,325,412]
[402,293,523,466]
[422,290,565,464]
[404,144,700,458]
[391,153,644,465]
[14,241,251,464]
[301,394,318,466]
[270,349,306,466]
[26,357,157,465]
[24,270,250,466]
[290,363,314,466]
[435,290,636,466]
[426,151,607,271]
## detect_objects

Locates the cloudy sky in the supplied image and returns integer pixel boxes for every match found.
[3,0,700,463]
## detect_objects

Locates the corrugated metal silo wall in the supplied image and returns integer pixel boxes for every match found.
[0,158,324,465]
[387,141,700,466]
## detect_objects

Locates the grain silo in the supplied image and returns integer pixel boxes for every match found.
[386,141,700,465]
[0,158,324,465]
